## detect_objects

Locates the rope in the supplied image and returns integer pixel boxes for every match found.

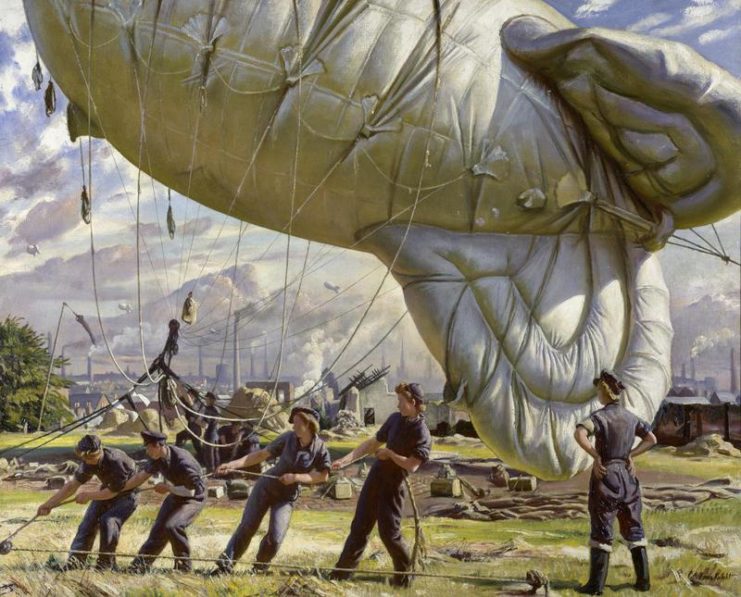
[36,302,68,431]
[257,4,449,412]
[63,11,170,386]
[211,222,245,393]
[5,547,523,584]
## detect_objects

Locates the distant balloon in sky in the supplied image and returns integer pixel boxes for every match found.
[323,281,340,294]
[26,244,40,257]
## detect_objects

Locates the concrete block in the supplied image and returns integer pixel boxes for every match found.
[331,479,354,500]
[207,485,225,499]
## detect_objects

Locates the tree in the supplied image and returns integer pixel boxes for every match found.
[0,316,72,431]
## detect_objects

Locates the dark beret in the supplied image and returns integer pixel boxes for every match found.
[289,407,321,423]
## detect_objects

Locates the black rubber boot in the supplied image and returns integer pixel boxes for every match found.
[577,548,609,595]
[631,546,650,591]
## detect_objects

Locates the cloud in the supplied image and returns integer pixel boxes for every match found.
[698,25,741,44]
[575,0,621,18]
[9,193,81,250]
[648,0,741,37]
[627,13,673,33]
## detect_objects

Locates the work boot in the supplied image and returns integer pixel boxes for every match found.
[631,546,650,591]
[577,548,609,595]
[126,556,150,575]
[208,553,232,576]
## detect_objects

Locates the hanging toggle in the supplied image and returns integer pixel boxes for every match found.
[44,80,56,117]
[31,54,43,91]
[181,291,198,325]
[80,185,91,224]
[167,188,176,239]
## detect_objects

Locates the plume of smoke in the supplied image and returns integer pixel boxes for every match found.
[691,328,736,358]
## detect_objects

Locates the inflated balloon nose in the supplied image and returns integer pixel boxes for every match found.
[0,540,13,555]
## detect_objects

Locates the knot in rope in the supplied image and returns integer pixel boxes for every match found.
[80,185,91,224]
[44,80,56,117]
[32,60,43,91]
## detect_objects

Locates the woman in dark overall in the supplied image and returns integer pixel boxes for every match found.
[212,407,330,574]
[330,382,432,588]
[574,370,657,595]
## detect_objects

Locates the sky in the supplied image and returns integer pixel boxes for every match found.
[0,0,739,390]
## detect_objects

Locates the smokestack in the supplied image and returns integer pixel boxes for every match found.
[732,348,739,394]
[47,332,53,352]
[681,363,686,380]
[87,355,94,382]
[250,345,255,379]
[61,347,66,378]
[691,357,696,381]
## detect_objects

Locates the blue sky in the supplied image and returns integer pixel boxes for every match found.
[0,1,738,387]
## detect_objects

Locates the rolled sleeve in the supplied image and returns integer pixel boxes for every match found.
[266,432,289,458]
[410,428,432,464]
[313,445,332,473]
[576,416,596,436]
[635,418,652,438]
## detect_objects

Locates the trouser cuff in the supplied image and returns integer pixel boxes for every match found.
[628,538,648,549]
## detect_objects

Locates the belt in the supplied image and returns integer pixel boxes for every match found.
[603,458,628,465]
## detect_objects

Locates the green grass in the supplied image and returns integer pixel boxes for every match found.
[1,482,738,596]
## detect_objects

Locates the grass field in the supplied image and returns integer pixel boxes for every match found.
[1,431,739,595]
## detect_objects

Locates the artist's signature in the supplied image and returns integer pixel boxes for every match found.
[0,582,15,596]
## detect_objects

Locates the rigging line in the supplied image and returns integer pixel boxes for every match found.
[181,286,398,354]
[667,239,740,266]
[710,223,728,258]
[265,1,447,416]
[64,13,159,386]
[254,310,409,424]
[688,227,720,254]
[265,0,307,404]
[670,233,727,257]
[670,231,723,254]
[66,25,174,318]
[177,0,221,303]
[36,302,68,432]
[211,221,246,393]
[185,169,448,337]
[665,239,723,258]
[131,3,167,384]
[134,0,175,319]
[168,309,407,429]
[183,263,386,345]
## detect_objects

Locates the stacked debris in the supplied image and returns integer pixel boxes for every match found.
[435,433,485,447]
[3,460,78,481]
[97,409,130,431]
[426,479,739,522]
[229,387,288,434]
[672,434,741,458]
[320,409,367,440]
[114,408,163,435]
